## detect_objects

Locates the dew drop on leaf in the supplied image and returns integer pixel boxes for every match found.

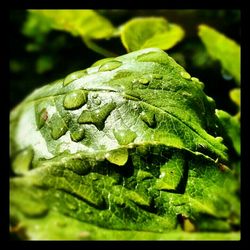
[180,71,191,80]
[140,111,157,128]
[12,147,34,175]
[191,77,205,89]
[215,136,223,143]
[113,128,137,145]
[63,90,87,110]
[93,98,101,106]
[70,126,85,142]
[98,60,122,72]
[78,103,116,130]
[63,70,87,86]
[139,77,150,85]
[49,114,68,140]
[106,148,129,166]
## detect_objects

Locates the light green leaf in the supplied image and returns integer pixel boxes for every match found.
[198,24,240,84]
[216,109,241,156]
[10,48,240,240]
[120,17,185,52]
[230,88,240,108]
[28,10,115,39]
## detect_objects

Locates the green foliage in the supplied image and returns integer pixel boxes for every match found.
[120,17,185,52]
[10,48,240,240]
[216,109,241,156]
[198,24,241,84]
[28,10,115,39]
[230,88,240,110]
[10,211,240,240]
[10,10,240,241]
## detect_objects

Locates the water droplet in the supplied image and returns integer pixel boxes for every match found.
[93,98,101,105]
[191,77,204,89]
[63,70,87,86]
[139,77,150,85]
[180,71,191,80]
[12,147,34,175]
[36,108,48,129]
[152,74,163,80]
[126,190,150,207]
[140,111,157,128]
[70,125,85,142]
[137,50,169,64]
[106,148,128,166]
[92,93,98,99]
[49,114,68,140]
[78,103,116,130]
[113,129,137,145]
[206,96,216,108]
[182,91,192,98]
[98,60,122,72]
[215,136,223,143]
[63,90,87,110]
[221,69,233,81]
[87,103,92,109]
[91,57,115,67]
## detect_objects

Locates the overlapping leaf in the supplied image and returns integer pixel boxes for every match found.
[10,48,240,240]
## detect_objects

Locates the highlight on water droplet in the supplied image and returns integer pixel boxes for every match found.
[63,70,87,86]
[215,136,223,143]
[180,71,191,80]
[105,148,129,166]
[139,77,150,85]
[78,102,116,130]
[191,77,204,89]
[93,98,101,106]
[140,111,157,128]
[63,90,87,110]
[98,60,122,72]
[70,125,85,142]
[49,114,68,140]
[113,128,137,145]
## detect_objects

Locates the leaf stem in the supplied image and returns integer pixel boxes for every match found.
[83,37,117,58]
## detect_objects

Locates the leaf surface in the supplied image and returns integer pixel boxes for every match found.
[10,48,240,240]
[120,17,184,52]
[198,24,240,84]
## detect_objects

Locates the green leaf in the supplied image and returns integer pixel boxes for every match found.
[229,88,240,108]
[120,17,185,52]
[10,211,240,240]
[216,109,241,156]
[10,48,240,240]
[28,10,115,39]
[198,24,241,84]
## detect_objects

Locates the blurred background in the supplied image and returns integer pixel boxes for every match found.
[10,9,240,114]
